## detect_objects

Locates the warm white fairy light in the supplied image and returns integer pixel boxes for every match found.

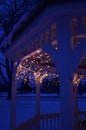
[73,73,84,86]
[16,49,59,87]
[39,73,48,83]
[51,40,58,50]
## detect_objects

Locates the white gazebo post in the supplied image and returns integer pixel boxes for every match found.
[34,72,40,116]
[43,18,76,130]
[57,18,76,130]
[73,73,80,130]
[72,37,86,129]
[74,84,79,130]
[34,71,48,130]
[35,71,48,116]
[34,72,40,130]
[36,73,40,116]
[10,61,19,130]
[60,73,75,130]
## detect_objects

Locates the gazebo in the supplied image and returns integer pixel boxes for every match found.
[1,1,86,130]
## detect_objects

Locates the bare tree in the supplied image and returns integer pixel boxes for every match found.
[0,0,42,43]
[0,0,44,99]
[0,55,13,99]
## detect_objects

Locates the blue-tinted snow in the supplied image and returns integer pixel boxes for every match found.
[0,95,86,130]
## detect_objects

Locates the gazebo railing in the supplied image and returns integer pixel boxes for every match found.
[40,113,61,130]
[15,113,61,130]
[15,111,86,130]
[15,115,38,130]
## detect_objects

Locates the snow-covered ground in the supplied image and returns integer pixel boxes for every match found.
[0,94,86,130]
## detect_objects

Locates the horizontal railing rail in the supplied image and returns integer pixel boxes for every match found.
[15,115,39,130]
[15,113,61,130]
[15,111,86,130]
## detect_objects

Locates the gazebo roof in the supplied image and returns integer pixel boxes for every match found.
[0,0,86,52]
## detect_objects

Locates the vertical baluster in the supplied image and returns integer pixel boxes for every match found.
[35,123,38,130]
[57,117,60,130]
[54,117,56,130]
[31,127,34,130]
[46,118,48,130]
[50,118,52,130]
[40,119,42,130]
[42,119,44,130]
[84,113,86,118]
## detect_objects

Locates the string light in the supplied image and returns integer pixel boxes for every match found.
[51,40,58,50]
[16,49,59,87]
[73,73,84,86]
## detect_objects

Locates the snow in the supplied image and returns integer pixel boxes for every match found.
[0,94,86,130]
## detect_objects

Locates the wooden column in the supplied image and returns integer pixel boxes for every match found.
[43,17,75,130]
[36,76,40,116]
[57,17,76,130]
[35,73,40,130]
[60,74,75,130]
[74,85,79,130]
